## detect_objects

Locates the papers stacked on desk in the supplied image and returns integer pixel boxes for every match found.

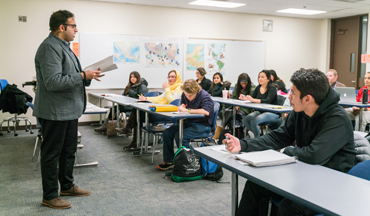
[235,150,296,167]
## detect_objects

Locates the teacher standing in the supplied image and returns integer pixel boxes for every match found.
[33,10,104,209]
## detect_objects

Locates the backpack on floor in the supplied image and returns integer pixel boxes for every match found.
[171,146,202,182]
[200,157,223,181]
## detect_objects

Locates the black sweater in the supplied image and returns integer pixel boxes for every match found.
[197,78,212,92]
[207,82,230,97]
[240,87,356,173]
[273,80,288,94]
[251,85,278,105]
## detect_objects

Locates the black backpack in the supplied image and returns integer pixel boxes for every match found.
[171,146,202,182]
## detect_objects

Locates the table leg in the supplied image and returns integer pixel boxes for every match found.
[145,112,149,152]
[222,104,226,128]
[231,172,239,215]
[137,109,140,149]
[359,108,363,131]
[99,98,102,125]
[116,104,120,128]
[179,119,184,147]
[232,106,236,135]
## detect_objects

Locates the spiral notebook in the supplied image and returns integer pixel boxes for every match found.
[235,150,297,167]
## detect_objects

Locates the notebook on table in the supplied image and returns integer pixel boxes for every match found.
[235,149,297,167]
[335,87,356,103]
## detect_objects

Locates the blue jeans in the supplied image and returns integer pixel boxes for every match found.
[162,122,211,162]
[242,111,280,138]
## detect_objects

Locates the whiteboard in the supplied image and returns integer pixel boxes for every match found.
[79,33,265,89]
[80,33,183,89]
[183,38,266,87]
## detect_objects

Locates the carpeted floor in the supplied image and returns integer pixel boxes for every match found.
[0,125,247,216]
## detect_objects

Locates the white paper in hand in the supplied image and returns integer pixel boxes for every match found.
[83,55,118,73]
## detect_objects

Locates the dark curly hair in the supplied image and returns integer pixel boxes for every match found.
[49,10,74,32]
[290,68,329,105]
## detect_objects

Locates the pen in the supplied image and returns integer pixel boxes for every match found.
[225,135,229,149]
[138,94,141,97]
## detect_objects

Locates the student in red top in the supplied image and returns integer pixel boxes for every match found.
[345,71,370,131]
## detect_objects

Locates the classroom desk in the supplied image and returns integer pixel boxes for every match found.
[211,97,292,134]
[126,102,205,150]
[338,101,369,131]
[101,95,138,129]
[88,93,123,125]
[75,102,108,167]
[194,146,370,216]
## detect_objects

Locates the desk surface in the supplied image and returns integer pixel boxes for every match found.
[212,97,292,113]
[338,100,369,107]
[84,102,108,114]
[195,146,370,216]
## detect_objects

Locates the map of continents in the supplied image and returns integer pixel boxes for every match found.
[113,41,140,63]
[186,44,204,70]
[144,42,180,67]
[207,43,225,74]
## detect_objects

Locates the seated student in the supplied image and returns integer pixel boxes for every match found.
[224,68,356,216]
[219,73,256,128]
[327,69,346,89]
[157,79,214,170]
[94,71,148,133]
[116,70,183,149]
[196,67,212,91]
[207,72,231,97]
[241,70,279,138]
[345,72,370,131]
[270,69,288,94]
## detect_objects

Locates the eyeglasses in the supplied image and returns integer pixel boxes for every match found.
[64,24,77,29]
[167,76,176,79]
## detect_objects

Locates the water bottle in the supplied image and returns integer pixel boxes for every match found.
[363,89,368,104]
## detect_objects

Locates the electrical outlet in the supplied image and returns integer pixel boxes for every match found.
[18,16,27,22]
[23,16,27,22]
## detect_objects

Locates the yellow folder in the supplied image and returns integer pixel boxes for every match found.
[150,105,178,112]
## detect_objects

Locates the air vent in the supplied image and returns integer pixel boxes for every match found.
[333,0,365,3]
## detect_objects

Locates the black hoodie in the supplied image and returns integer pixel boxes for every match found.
[240,87,356,173]
[125,78,149,99]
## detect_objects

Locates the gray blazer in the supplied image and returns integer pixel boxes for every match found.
[33,33,91,121]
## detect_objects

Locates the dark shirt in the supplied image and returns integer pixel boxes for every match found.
[251,85,278,105]
[240,87,356,173]
[273,80,287,93]
[181,89,214,127]
[197,78,212,92]
[125,79,149,99]
[207,82,230,97]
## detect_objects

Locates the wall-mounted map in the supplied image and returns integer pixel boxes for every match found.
[206,43,225,74]
[113,41,140,63]
[145,42,180,67]
[186,44,204,71]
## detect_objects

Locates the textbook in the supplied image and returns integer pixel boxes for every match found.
[235,149,297,167]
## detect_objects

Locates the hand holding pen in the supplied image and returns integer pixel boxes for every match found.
[138,94,147,101]
[178,104,188,112]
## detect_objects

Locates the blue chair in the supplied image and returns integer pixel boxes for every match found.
[0,79,8,91]
[140,99,181,163]
[190,101,220,146]
[144,91,159,97]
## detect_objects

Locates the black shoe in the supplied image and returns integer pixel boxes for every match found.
[94,125,107,133]
[157,162,174,171]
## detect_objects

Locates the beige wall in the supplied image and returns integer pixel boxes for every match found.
[0,0,330,124]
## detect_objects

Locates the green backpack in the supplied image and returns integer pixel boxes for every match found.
[171,146,202,182]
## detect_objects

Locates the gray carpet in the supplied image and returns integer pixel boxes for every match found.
[0,125,247,215]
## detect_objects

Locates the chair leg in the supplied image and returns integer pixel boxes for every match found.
[152,134,157,164]
[32,136,39,161]
[140,131,145,155]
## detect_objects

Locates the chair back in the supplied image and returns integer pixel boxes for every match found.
[277,95,286,106]
[348,160,370,181]
[210,101,220,139]
[0,79,9,91]
[145,92,159,97]
[170,99,181,106]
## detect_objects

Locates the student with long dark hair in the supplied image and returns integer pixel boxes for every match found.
[269,69,288,93]
[207,72,231,97]
[241,70,279,137]
[94,71,148,133]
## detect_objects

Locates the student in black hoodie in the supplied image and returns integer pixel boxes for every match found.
[224,68,356,216]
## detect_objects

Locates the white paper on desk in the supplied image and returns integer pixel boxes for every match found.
[210,145,237,158]
[83,55,118,73]
[235,150,297,167]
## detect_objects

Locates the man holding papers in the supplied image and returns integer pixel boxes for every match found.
[224,68,356,216]
[33,10,104,209]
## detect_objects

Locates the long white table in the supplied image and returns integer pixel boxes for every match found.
[195,146,370,216]
[211,97,292,134]
[338,100,369,131]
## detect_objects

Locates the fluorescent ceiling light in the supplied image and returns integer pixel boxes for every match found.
[189,0,246,8]
[277,8,326,15]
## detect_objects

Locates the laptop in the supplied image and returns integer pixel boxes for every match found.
[335,87,356,103]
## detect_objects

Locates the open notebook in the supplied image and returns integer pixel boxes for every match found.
[235,149,297,167]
